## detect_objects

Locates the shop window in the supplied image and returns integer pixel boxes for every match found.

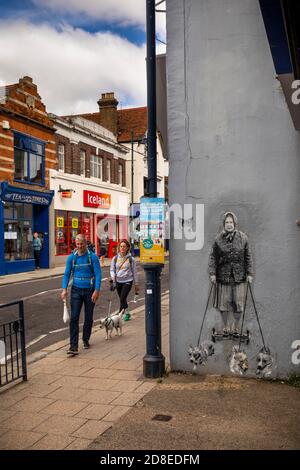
[4,202,13,219]
[14,132,44,185]
[69,212,81,251]
[55,211,68,255]
[82,213,92,243]
[4,202,33,261]
[55,210,93,255]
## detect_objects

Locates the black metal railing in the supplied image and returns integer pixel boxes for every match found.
[0,300,27,388]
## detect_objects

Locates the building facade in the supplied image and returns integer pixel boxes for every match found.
[0,76,55,275]
[166,0,300,378]
[50,115,130,267]
[75,92,168,254]
[79,93,168,204]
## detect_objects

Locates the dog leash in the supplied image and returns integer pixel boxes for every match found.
[238,281,249,351]
[196,284,214,347]
[248,283,267,352]
[102,283,115,327]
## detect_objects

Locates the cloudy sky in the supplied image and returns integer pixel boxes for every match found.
[0,0,166,115]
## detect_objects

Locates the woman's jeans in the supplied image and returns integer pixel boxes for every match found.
[116,281,133,312]
[70,286,95,348]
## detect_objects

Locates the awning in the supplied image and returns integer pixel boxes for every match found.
[0,182,54,206]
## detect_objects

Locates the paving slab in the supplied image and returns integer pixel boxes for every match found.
[72,420,112,440]
[32,414,87,436]
[1,411,50,432]
[0,429,46,450]
[29,433,76,450]
[89,374,300,451]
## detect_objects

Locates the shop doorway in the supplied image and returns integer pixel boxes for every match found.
[33,205,49,268]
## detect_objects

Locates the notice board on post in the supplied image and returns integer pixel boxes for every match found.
[140,197,165,264]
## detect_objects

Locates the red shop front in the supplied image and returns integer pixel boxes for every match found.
[55,210,94,255]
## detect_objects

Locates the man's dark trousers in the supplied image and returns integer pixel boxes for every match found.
[70,286,95,348]
[34,250,41,268]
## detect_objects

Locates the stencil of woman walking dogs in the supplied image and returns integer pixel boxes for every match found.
[208,211,254,337]
[189,211,275,376]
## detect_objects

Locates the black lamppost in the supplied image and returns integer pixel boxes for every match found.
[131,130,134,207]
[143,0,165,378]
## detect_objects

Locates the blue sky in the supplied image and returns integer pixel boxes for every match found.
[0,0,166,114]
[0,0,147,45]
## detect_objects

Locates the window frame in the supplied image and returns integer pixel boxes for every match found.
[14,132,45,186]
[58,143,65,171]
[80,150,86,177]
[106,159,111,182]
[118,162,123,186]
[4,201,34,261]
[90,154,103,179]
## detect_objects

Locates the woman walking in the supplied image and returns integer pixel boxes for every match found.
[110,239,139,321]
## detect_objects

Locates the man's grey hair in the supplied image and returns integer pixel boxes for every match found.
[76,234,87,243]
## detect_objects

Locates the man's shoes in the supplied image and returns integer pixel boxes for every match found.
[67,346,78,356]
[223,329,229,337]
[83,340,90,349]
[232,330,239,338]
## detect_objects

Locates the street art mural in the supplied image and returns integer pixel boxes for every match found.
[188,211,275,377]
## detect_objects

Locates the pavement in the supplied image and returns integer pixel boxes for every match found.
[0,267,300,450]
[0,258,112,286]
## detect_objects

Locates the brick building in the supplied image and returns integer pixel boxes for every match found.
[0,76,55,275]
[49,114,130,266]
[77,92,168,255]
[79,92,168,203]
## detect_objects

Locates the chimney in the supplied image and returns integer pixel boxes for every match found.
[97,92,119,136]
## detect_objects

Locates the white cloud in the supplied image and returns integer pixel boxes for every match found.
[32,0,166,40]
[0,20,147,115]
[33,0,146,26]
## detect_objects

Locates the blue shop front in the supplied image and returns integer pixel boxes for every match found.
[0,182,54,275]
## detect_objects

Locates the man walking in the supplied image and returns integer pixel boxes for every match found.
[61,234,101,356]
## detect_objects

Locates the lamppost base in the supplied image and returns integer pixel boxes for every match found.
[143,354,165,378]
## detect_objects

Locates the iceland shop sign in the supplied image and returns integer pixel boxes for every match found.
[83,190,111,209]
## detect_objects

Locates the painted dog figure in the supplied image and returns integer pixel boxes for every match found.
[256,347,274,377]
[188,340,215,371]
[229,345,249,375]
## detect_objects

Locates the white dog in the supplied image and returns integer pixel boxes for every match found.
[99,312,123,340]
[256,347,274,377]
[188,340,215,371]
[229,346,249,375]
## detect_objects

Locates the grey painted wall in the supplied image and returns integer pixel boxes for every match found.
[166,0,300,378]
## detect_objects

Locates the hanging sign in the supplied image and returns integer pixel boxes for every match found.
[61,191,72,198]
[140,197,165,264]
